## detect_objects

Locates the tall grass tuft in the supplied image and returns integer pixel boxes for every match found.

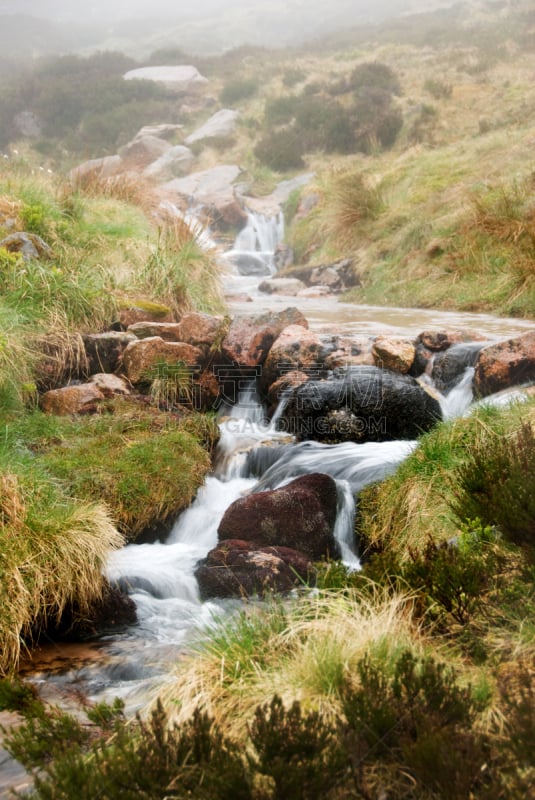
[0,460,122,673]
[162,588,420,737]
[317,168,385,249]
[138,219,223,316]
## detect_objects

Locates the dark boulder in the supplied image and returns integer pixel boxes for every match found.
[279,366,442,443]
[431,342,486,393]
[195,539,314,599]
[218,472,339,560]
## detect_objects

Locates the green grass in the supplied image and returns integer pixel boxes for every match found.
[358,399,535,559]
[6,403,214,540]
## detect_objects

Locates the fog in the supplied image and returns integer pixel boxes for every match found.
[0,0,456,58]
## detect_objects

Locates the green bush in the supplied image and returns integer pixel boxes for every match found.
[254,129,305,171]
[220,77,260,105]
[248,695,346,800]
[341,650,491,798]
[450,421,535,553]
[423,78,453,99]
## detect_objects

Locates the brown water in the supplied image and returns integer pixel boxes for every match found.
[224,273,535,339]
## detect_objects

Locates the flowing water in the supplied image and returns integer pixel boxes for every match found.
[5,208,534,797]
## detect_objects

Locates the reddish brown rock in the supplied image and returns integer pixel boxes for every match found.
[222,308,308,369]
[195,539,313,599]
[218,473,339,560]
[117,302,175,329]
[40,384,105,415]
[474,331,535,397]
[262,324,326,391]
[177,312,225,347]
[122,337,203,384]
[372,335,416,374]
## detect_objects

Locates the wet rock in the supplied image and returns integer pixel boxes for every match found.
[222,308,308,369]
[122,337,203,384]
[196,539,313,599]
[372,335,416,374]
[285,258,359,292]
[280,365,442,443]
[163,165,242,203]
[432,342,486,393]
[218,473,339,560]
[474,331,535,397]
[40,383,105,415]
[409,343,434,378]
[83,332,136,375]
[258,277,306,296]
[267,370,310,414]
[297,286,332,298]
[227,251,272,276]
[202,196,248,231]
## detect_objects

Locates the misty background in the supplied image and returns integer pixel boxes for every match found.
[0,0,453,57]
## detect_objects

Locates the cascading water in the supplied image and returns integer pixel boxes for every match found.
[222,210,284,276]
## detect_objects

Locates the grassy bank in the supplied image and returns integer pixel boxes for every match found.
[0,156,222,674]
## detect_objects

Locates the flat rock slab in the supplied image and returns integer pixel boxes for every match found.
[123,65,208,94]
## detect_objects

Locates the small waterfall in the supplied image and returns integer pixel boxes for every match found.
[437,366,475,419]
[223,210,284,276]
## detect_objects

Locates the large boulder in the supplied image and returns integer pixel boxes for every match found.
[196,539,313,599]
[123,66,208,95]
[222,308,308,370]
[127,322,183,342]
[177,312,226,348]
[122,337,203,384]
[218,473,339,560]
[279,366,442,443]
[144,145,195,181]
[474,331,535,398]
[185,109,240,145]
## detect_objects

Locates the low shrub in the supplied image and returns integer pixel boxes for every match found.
[220,77,260,105]
[450,420,535,553]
